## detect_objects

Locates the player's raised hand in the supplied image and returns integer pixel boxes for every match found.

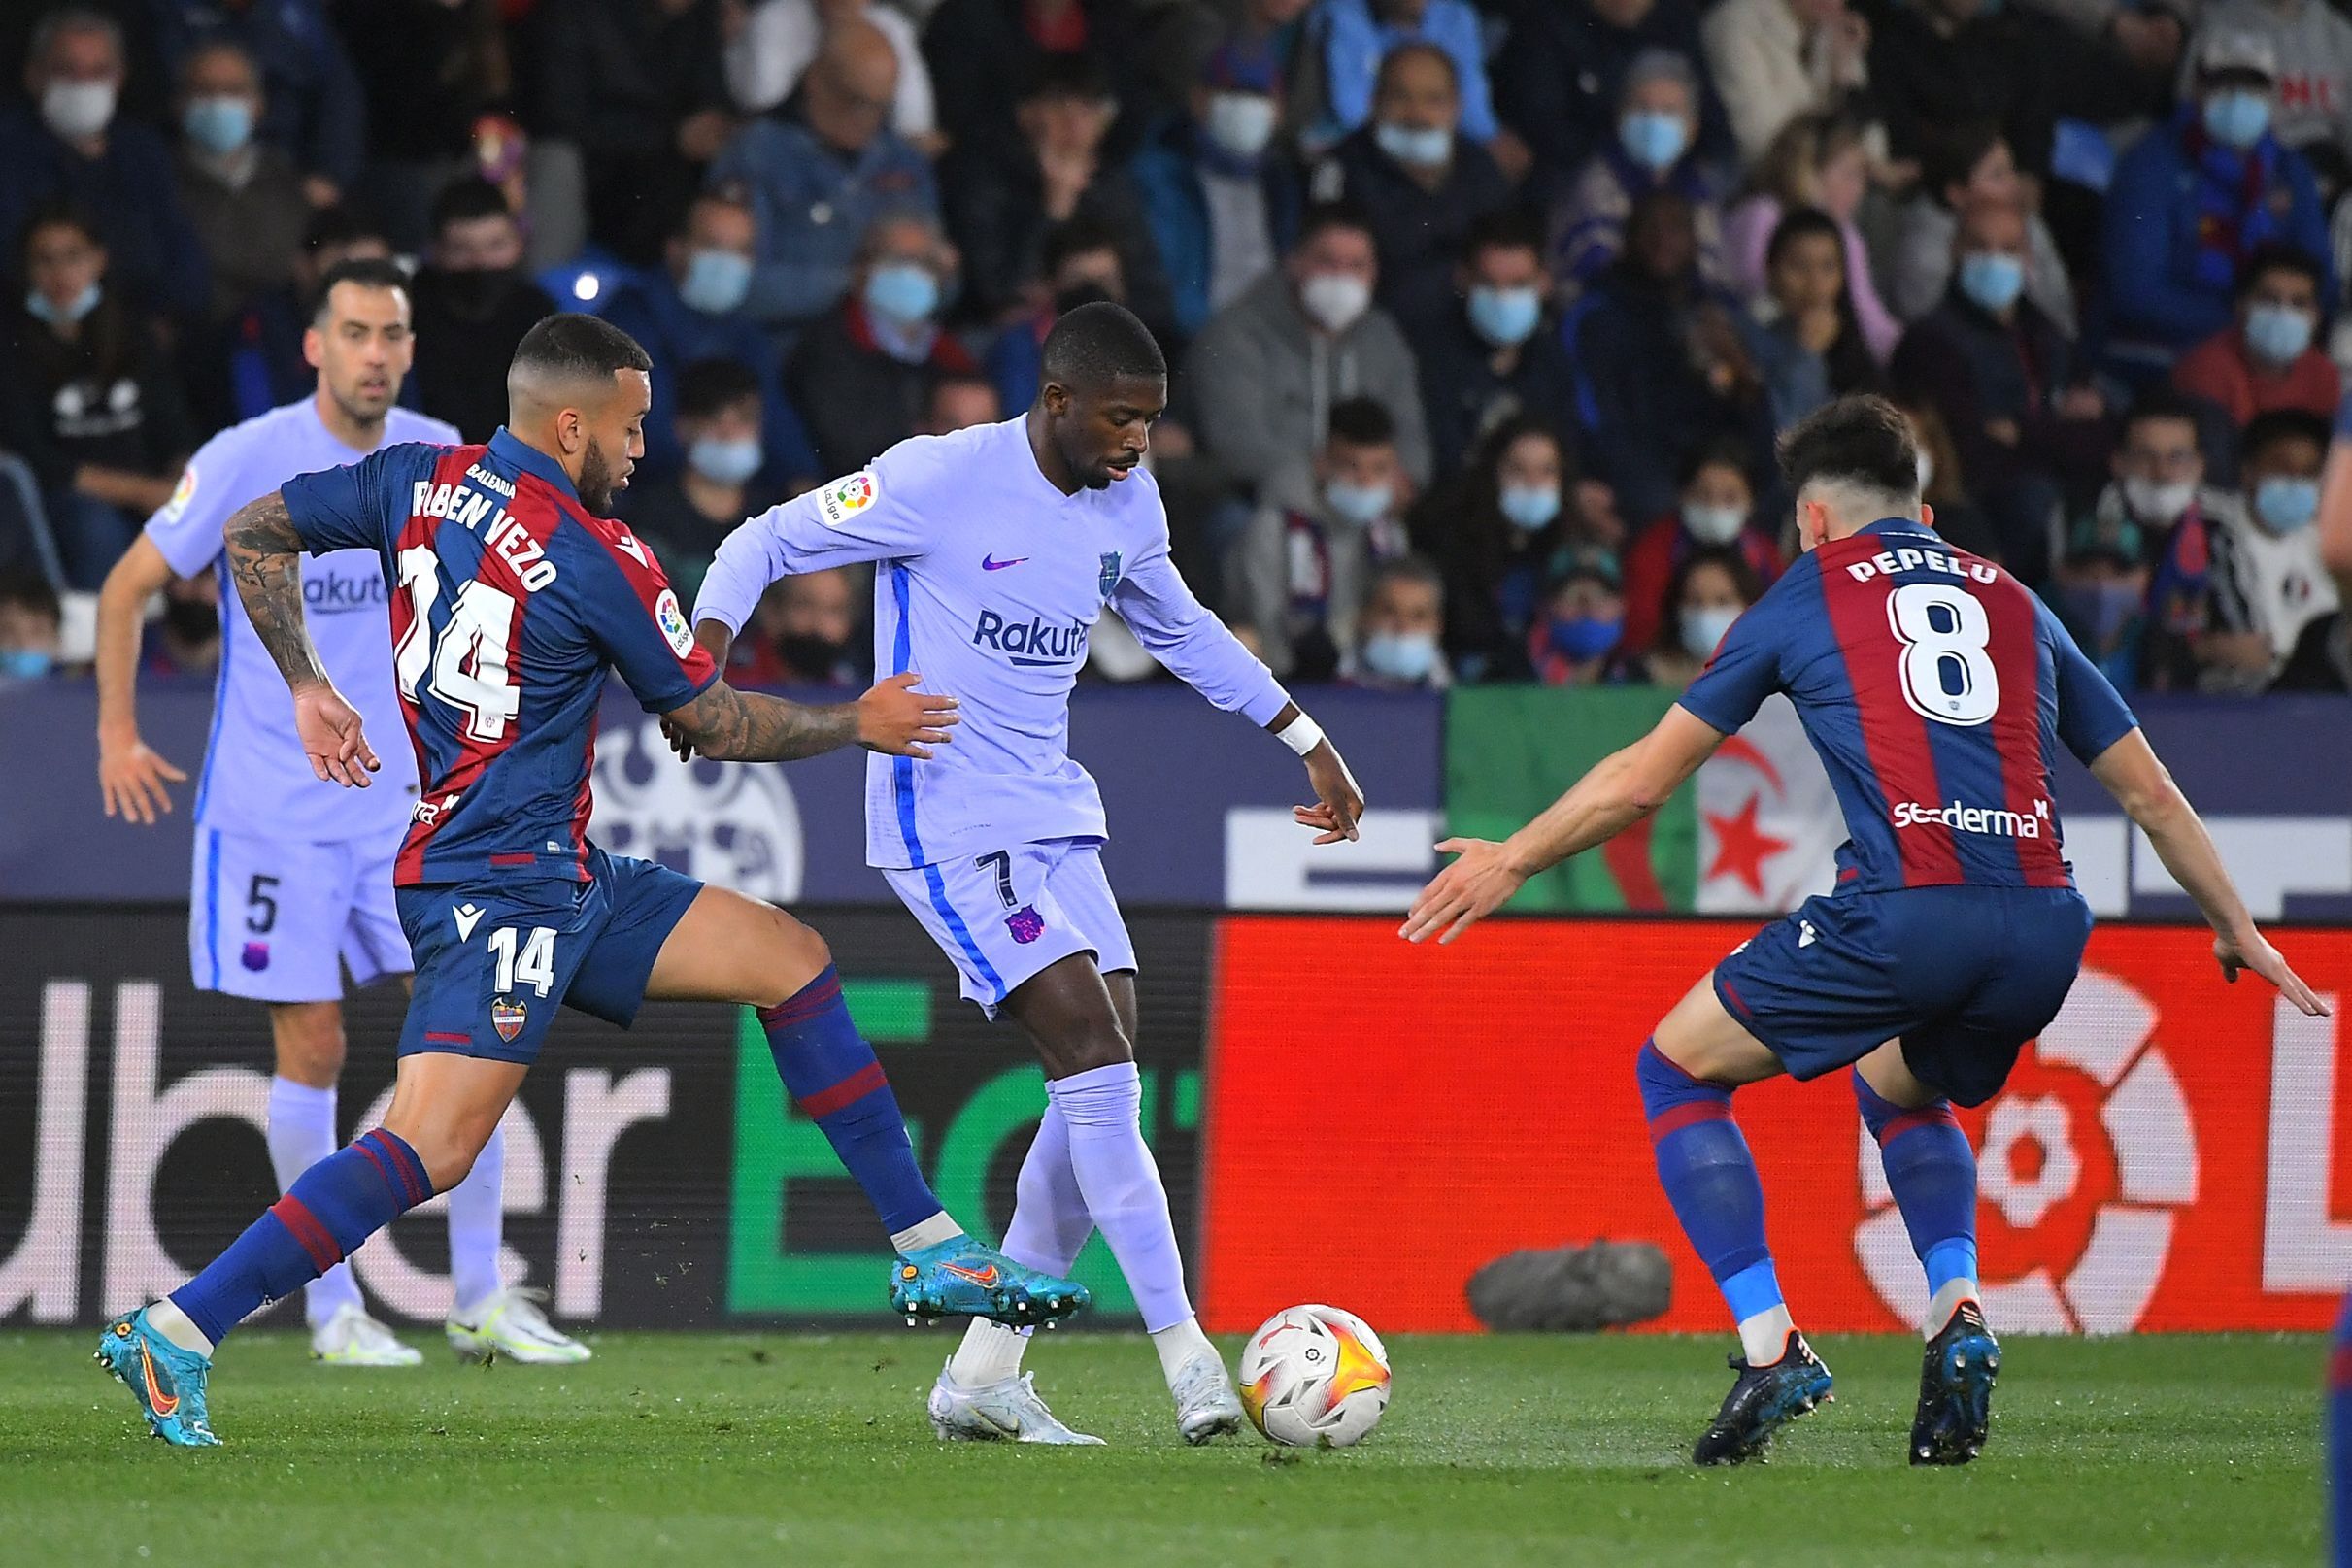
[1401,838,1528,945]
[292,683,380,787]
[857,672,960,758]
[97,731,187,824]
[1294,740,1365,844]
[2216,927,2331,1017]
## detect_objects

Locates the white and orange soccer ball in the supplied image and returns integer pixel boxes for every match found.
[1236,1304,1392,1448]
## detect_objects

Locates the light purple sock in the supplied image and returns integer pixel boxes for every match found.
[1049,1060,1192,1334]
[1002,1100,1094,1276]
[445,1119,507,1316]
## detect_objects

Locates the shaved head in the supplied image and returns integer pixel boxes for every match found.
[507,314,655,514]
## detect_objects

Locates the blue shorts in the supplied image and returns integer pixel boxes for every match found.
[394,847,704,1065]
[881,838,1135,1018]
[1712,884,2093,1107]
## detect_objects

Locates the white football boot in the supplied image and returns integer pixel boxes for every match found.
[445,1287,592,1364]
[927,1360,1105,1444]
[1169,1348,1245,1445]
[311,1302,423,1367]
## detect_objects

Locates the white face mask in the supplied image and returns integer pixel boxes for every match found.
[1298,272,1371,333]
[1204,92,1278,159]
[2121,476,2197,524]
[42,79,117,141]
[1681,500,1746,545]
[1681,604,1740,661]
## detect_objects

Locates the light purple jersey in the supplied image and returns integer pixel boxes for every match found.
[145,397,460,844]
[696,417,1291,869]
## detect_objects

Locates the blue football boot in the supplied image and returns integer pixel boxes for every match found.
[890,1236,1090,1327]
[1910,1299,1999,1465]
[95,1308,221,1447]
[1692,1329,1832,1465]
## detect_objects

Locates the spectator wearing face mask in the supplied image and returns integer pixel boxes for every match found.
[1230,395,1413,680]
[1744,205,1881,432]
[1348,551,1451,688]
[725,0,938,150]
[0,205,195,589]
[2182,0,2352,196]
[2044,515,2153,691]
[1723,113,1898,362]
[2189,408,2341,687]
[2068,391,2234,683]
[1702,0,1872,169]
[616,359,785,609]
[140,563,219,678]
[2105,29,2333,365]
[1419,416,1620,681]
[1527,560,1632,685]
[0,567,64,683]
[1133,36,1303,342]
[1185,202,1431,503]
[1619,439,1782,655]
[1554,50,1725,295]
[406,178,557,442]
[1310,41,1509,335]
[151,0,364,207]
[602,188,819,488]
[0,8,209,322]
[1889,120,2076,333]
[985,219,1129,417]
[172,40,308,326]
[1642,543,1764,687]
[788,213,978,475]
[730,568,865,688]
[1495,0,1733,200]
[1295,0,1498,153]
[2174,245,2340,432]
[1410,209,1577,479]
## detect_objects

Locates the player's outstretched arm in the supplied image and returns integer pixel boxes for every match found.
[221,490,379,788]
[1402,705,1725,945]
[93,534,187,822]
[2089,730,2330,1016]
[1270,703,1366,845]
[661,672,958,763]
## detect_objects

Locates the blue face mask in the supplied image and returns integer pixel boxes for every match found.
[0,647,54,680]
[1957,250,2026,313]
[2243,302,2314,365]
[679,248,753,315]
[183,95,252,156]
[1361,629,1439,682]
[1619,109,1688,171]
[1466,284,1542,347]
[689,435,762,485]
[863,261,939,324]
[2203,89,2271,150]
[1373,120,1452,168]
[1323,476,1394,526]
[1498,482,1561,531]
[2254,474,2320,532]
[26,283,99,325]
[1545,611,1622,662]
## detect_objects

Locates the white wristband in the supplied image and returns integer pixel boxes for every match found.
[1277,712,1325,756]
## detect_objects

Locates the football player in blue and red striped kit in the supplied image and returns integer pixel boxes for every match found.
[1407,395,2329,1467]
[94,316,1089,1447]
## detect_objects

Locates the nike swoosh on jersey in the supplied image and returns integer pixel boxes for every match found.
[981,555,1028,571]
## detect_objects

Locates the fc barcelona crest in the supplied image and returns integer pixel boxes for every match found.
[491,997,527,1043]
[1098,550,1122,597]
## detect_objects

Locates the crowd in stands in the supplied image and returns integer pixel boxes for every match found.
[2,0,2349,698]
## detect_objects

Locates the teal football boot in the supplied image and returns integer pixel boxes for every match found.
[95,1308,221,1447]
[890,1237,1090,1327]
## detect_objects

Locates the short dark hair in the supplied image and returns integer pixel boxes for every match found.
[430,176,514,237]
[2235,242,2325,302]
[1460,206,1544,266]
[1327,395,1396,450]
[310,257,411,323]
[677,357,761,420]
[0,567,61,621]
[2123,386,2205,445]
[303,203,385,256]
[1364,552,1444,608]
[1020,51,1113,104]
[1040,300,1165,388]
[1921,119,2005,203]
[17,200,102,266]
[1764,206,1844,271]
[1664,543,1764,630]
[510,313,653,384]
[2240,407,2332,466]
[1681,435,1756,491]
[1777,394,1920,500]
[1294,200,1375,253]
[1042,216,1122,277]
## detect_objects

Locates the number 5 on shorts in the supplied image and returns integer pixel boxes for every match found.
[487,925,556,998]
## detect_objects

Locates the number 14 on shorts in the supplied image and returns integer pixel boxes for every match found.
[487,925,556,998]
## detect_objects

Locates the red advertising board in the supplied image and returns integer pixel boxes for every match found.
[1200,917,2352,1335]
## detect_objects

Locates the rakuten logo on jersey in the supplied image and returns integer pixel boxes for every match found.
[1892,797,2053,838]
[972,609,1089,668]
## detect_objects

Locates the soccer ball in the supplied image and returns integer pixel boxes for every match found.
[1237,1304,1392,1448]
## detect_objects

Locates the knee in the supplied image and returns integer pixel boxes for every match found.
[752,907,832,1008]
[375,1115,489,1195]
[272,1005,346,1087]
[1045,1020,1133,1079]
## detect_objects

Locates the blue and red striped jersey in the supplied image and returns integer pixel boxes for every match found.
[282,427,719,886]
[1679,519,2138,893]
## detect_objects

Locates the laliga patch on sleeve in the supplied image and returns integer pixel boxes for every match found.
[655,588,695,656]
[818,470,879,527]
[161,464,198,522]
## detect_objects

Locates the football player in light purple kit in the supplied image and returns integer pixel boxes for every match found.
[691,302,1367,1445]
[91,259,588,1368]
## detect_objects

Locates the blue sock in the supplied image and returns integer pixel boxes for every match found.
[761,966,941,1237]
[169,1128,432,1347]
[1636,1041,1782,1320]
[2331,1293,2352,1567]
[1852,1069,1978,1303]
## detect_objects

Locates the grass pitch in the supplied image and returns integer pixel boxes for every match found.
[0,1329,2320,1566]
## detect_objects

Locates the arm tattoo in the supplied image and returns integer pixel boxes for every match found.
[223,492,329,691]
[667,681,859,762]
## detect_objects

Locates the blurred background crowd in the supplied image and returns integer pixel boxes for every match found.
[2,0,2349,700]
